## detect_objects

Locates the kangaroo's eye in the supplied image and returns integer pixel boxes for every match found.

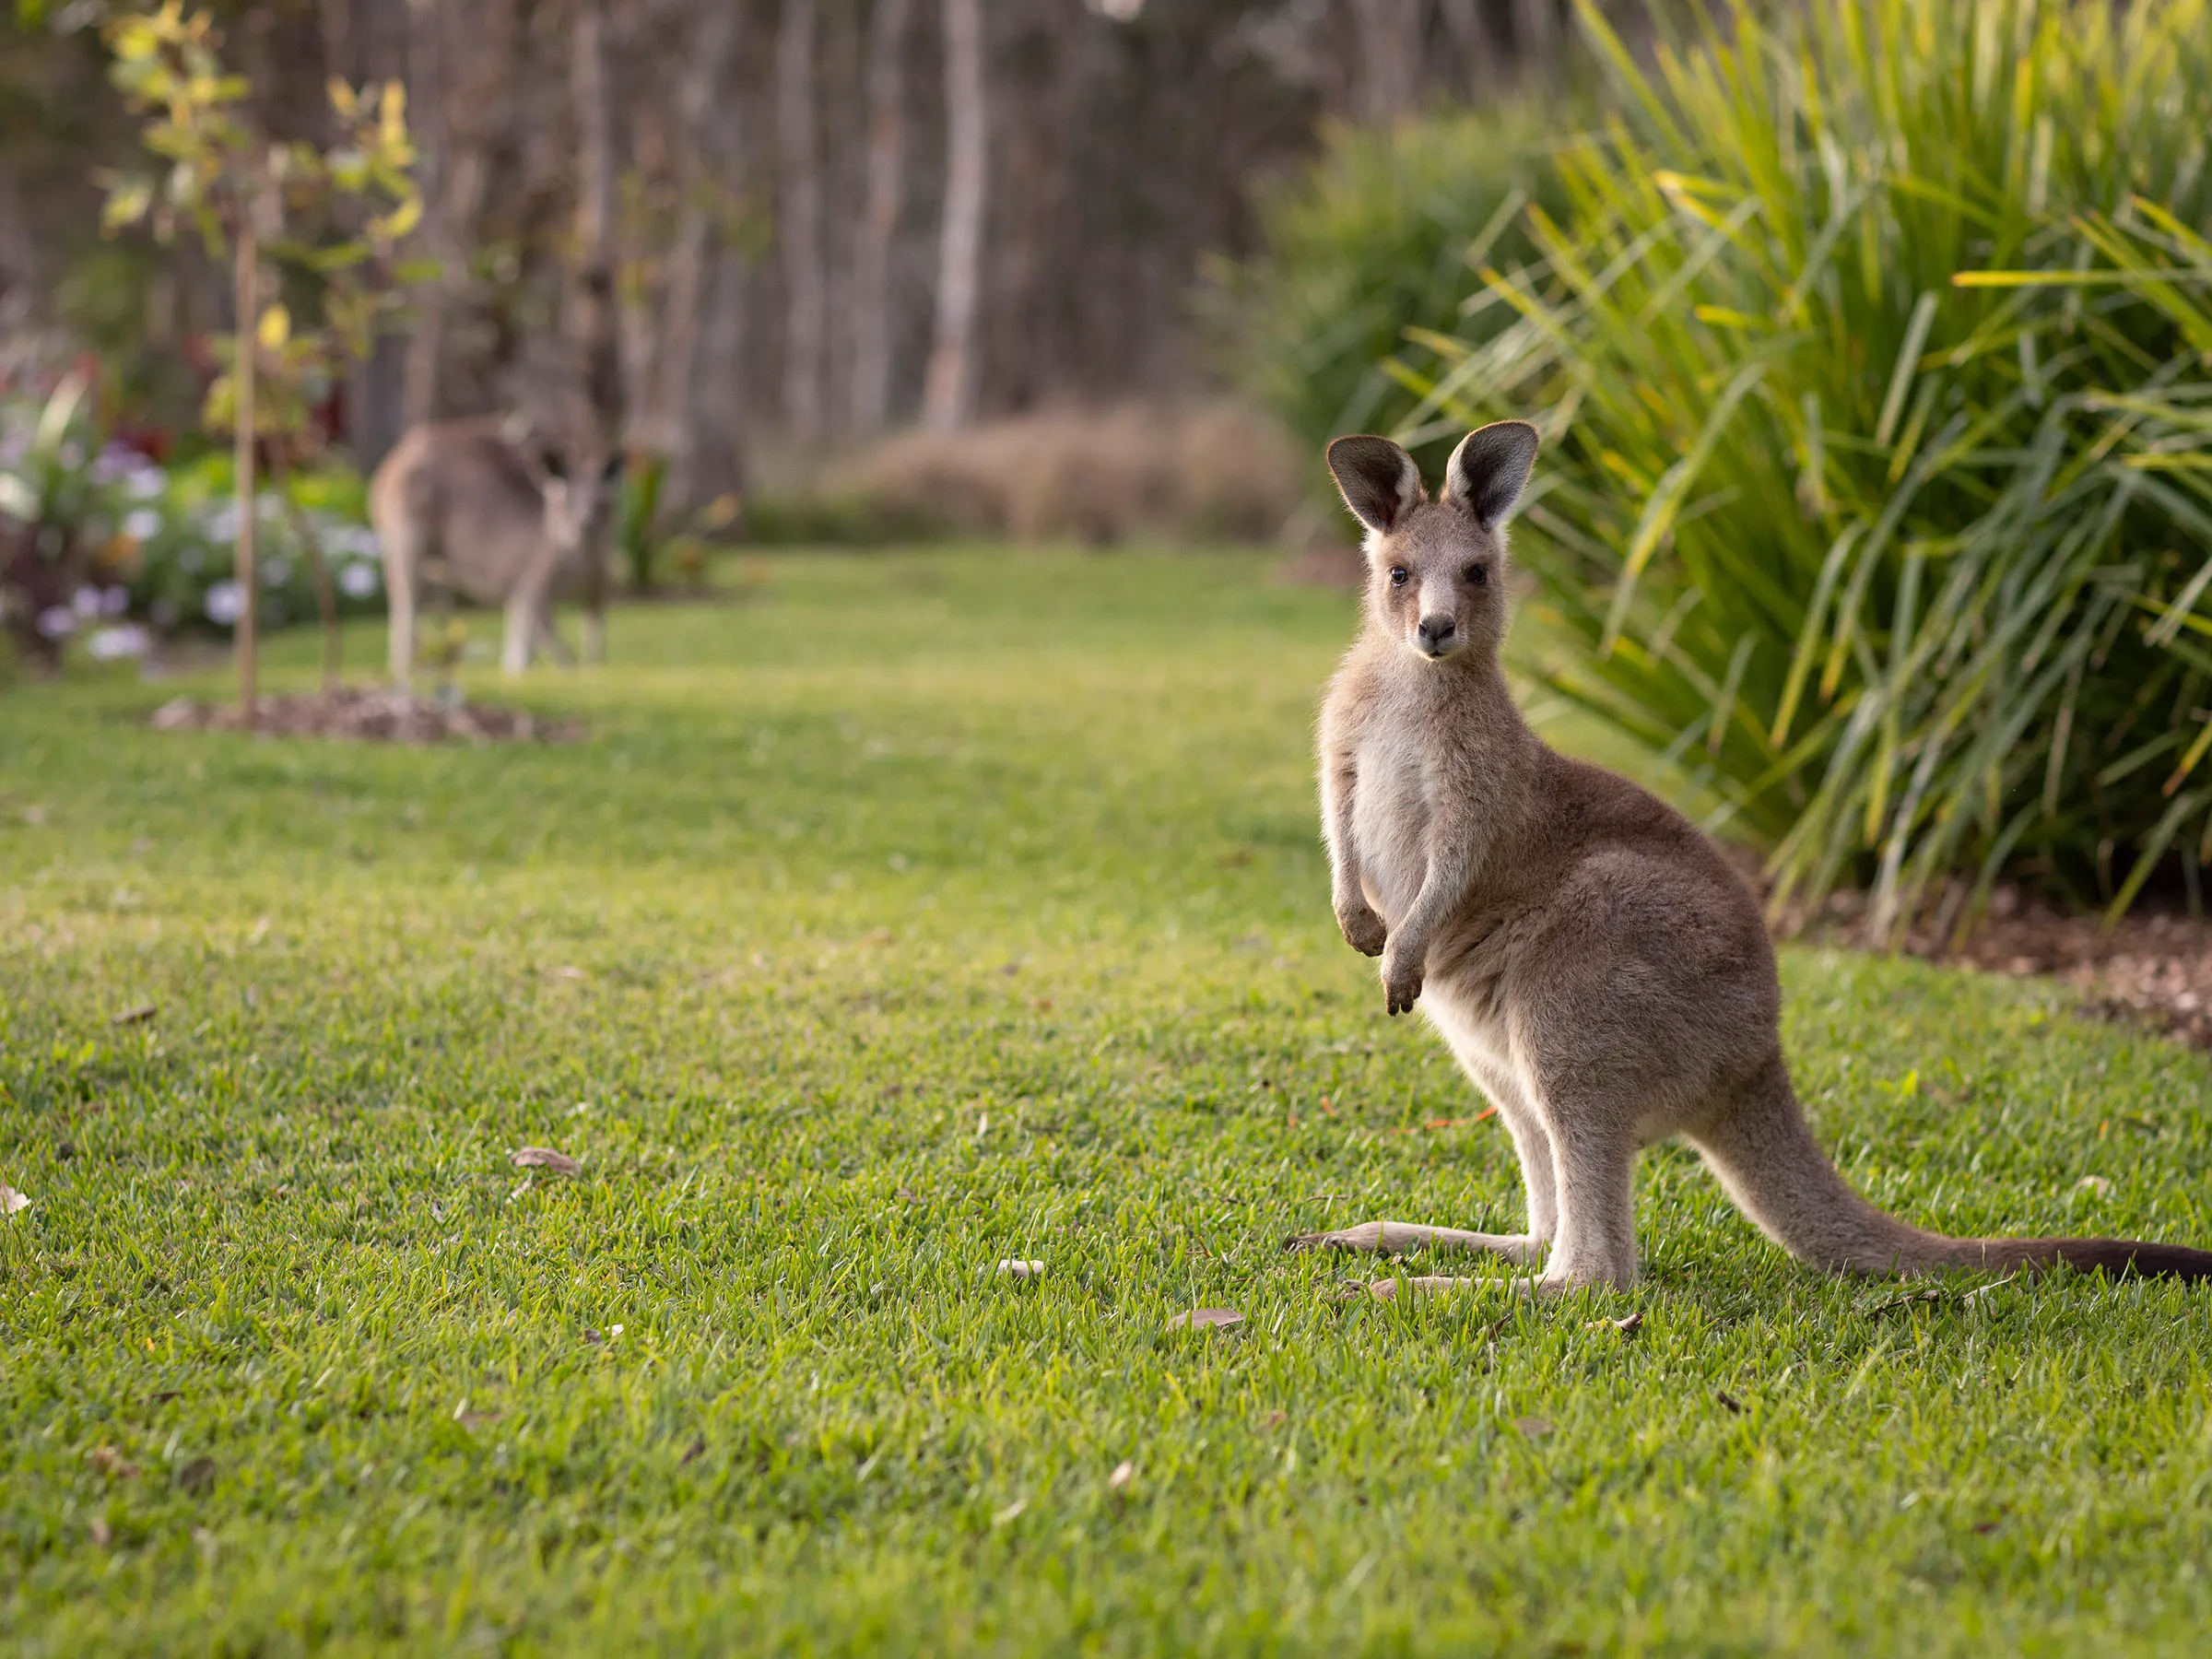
[1465,563,1488,587]
[1388,567,1409,587]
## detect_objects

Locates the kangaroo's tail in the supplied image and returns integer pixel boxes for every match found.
[1687,1056,2212,1282]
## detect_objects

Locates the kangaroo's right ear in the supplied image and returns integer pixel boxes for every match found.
[1325,435,1423,535]
[1443,420,1539,529]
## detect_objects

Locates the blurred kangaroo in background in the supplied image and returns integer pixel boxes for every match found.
[1289,421,2212,1297]
[370,415,622,686]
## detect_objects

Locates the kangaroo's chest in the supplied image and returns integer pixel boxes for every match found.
[1349,725,1436,923]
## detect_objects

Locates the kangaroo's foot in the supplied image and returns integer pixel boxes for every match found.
[1286,1219,1547,1264]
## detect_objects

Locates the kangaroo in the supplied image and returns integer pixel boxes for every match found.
[1288,422,2212,1297]
[369,416,621,686]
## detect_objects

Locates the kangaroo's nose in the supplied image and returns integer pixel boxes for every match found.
[1416,614,1456,653]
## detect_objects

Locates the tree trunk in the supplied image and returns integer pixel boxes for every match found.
[921,0,985,431]
[402,0,512,427]
[644,5,737,495]
[320,0,409,471]
[569,0,622,441]
[1349,0,1424,125]
[233,215,259,725]
[851,0,912,432]
[569,0,621,660]
[776,0,825,438]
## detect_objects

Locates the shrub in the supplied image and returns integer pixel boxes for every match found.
[1211,103,1575,484]
[0,381,382,668]
[1384,0,2212,933]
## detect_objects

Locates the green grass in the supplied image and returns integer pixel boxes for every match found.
[4,547,2211,1657]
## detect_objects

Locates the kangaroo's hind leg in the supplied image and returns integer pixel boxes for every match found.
[1286,1001,1553,1267]
[380,520,419,689]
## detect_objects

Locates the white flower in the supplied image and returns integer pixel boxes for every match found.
[262,556,292,588]
[36,606,76,639]
[87,623,150,661]
[204,581,244,625]
[338,560,380,597]
[123,508,162,541]
[73,584,103,617]
[124,467,167,500]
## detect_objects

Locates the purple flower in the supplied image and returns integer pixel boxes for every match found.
[203,581,243,625]
[87,623,150,661]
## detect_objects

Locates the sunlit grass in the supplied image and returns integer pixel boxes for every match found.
[4,548,2210,1655]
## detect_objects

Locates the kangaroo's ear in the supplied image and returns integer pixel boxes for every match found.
[1325,435,1423,535]
[1442,420,1539,529]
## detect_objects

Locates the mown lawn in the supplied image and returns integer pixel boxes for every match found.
[4,548,2210,1657]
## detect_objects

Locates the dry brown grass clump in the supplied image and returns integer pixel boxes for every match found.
[850,401,1302,546]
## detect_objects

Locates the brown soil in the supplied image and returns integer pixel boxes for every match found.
[148,688,582,745]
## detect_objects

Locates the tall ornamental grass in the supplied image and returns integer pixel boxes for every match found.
[1384,0,2212,935]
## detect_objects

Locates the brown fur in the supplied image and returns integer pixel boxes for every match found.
[369,417,619,686]
[1290,424,2212,1294]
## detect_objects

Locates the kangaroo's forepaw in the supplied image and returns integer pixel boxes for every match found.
[1335,901,1388,958]
[1382,968,1423,1016]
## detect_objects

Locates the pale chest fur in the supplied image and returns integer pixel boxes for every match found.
[1347,722,1434,924]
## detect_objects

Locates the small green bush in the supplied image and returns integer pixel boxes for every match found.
[1382,0,2212,933]
[1211,104,1573,483]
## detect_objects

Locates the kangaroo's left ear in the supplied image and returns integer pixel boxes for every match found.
[1443,420,1539,529]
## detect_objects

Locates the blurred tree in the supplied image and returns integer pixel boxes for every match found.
[101,2,424,714]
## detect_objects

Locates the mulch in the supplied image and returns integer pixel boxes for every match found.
[148,688,582,746]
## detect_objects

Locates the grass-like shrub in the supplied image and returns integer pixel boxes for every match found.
[1379,0,2212,934]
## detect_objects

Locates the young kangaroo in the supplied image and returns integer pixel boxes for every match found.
[370,416,621,687]
[1289,423,2212,1295]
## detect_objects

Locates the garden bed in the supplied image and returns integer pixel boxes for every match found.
[147,688,582,745]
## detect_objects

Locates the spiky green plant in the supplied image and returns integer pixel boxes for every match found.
[1386,0,2212,935]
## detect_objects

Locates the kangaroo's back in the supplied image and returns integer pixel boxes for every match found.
[371,418,562,605]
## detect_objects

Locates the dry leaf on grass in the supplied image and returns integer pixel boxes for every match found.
[1108,1459,1135,1491]
[682,1436,707,1465]
[88,1446,139,1479]
[0,1182,28,1218]
[509,1147,582,1176]
[112,1003,158,1027]
[2076,1175,2112,1196]
[177,1456,217,1496]
[1513,1417,1552,1440]
[1166,1308,1245,1331]
[1716,1391,1744,1415]
[88,1517,112,1547]
[996,1258,1045,1278]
